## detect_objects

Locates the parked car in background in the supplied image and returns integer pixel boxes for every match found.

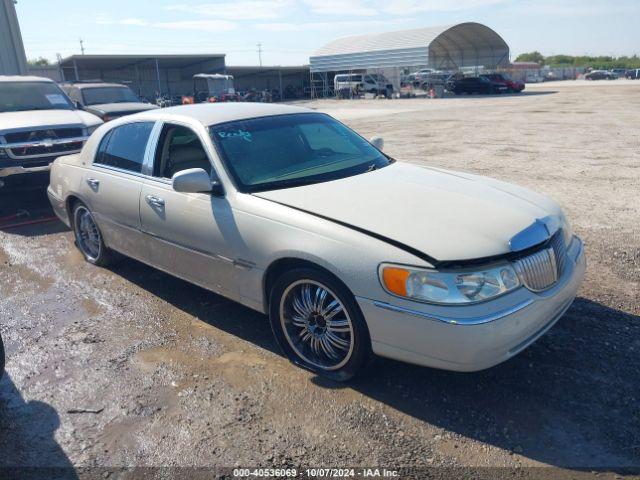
[418,73,450,90]
[60,82,158,122]
[609,69,626,78]
[47,103,585,380]
[625,69,640,80]
[525,73,543,83]
[411,68,444,81]
[488,73,525,92]
[182,74,237,104]
[334,73,393,97]
[480,74,517,93]
[0,76,102,181]
[585,70,616,80]
[447,76,495,94]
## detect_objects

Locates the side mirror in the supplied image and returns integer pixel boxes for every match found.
[172,168,223,195]
[370,136,384,151]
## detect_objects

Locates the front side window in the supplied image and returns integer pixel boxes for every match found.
[153,124,212,179]
[209,113,390,192]
[0,82,74,112]
[82,87,140,106]
[95,122,154,173]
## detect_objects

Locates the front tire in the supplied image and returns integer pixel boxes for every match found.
[72,202,115,266]
[269,268,371,381]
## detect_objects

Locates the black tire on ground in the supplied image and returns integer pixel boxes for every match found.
[269,268,372,381]
[72,201,116,267]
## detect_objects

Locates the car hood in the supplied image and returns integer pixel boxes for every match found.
[87,102,159,115]
[254,162,562,263]
[0,109,102,132]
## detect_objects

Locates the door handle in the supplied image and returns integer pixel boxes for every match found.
[145,195,165,208]
[86,178,100,189]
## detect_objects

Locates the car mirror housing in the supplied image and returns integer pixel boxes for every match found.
[371,136,384,151]
[172,168,219,194]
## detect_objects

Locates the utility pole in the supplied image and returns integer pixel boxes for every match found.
[79,38,85,55]
[257,43,262,67]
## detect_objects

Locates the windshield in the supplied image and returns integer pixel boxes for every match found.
[82,87,139,105]
[210,113,391,192]
[0,82,74,113]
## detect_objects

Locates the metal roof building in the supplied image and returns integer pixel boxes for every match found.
[0,0,28,75]
[58,54,226,100]
[309,22,510,97]
[310,23,509,72]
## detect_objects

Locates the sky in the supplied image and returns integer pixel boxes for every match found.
[15,0,640,66]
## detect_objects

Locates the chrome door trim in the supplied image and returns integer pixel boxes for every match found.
[141,121,164,176]
[144,230,247,268]
[372,298,534,326]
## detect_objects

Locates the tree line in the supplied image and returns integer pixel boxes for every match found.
[515,52,640,70]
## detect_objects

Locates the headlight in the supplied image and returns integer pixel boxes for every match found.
[380,263,521,305]
[86,124,101,135]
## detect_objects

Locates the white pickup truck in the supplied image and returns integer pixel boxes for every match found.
[0,76,102,181]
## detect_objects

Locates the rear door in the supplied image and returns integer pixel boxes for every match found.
[83,121,156,259]
[139,122,240,300]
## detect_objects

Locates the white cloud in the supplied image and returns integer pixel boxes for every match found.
[153,20,237,31]
[120,18,149,26]
[302,0,379,16]
[507,0,639,17]
[95,16,237,31]
[164,1,295,20]
[256,18,411,31]
[380,0,509,14]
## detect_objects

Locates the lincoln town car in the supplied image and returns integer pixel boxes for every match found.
[47,104,585,380]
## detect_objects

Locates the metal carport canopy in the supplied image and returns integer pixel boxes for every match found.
[309,22,509,72]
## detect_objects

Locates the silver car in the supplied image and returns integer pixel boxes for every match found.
[47,103,585,381]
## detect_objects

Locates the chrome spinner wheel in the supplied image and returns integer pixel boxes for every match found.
[279,279,355,371]
[74,206,101,261]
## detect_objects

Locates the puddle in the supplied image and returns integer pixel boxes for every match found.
[81,297,104,317]
[0,244,55,294]
[133,346,269,390]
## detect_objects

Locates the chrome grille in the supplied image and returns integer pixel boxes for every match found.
[2,128,85,159]
[550,230,567,276]
[513,247,559,291]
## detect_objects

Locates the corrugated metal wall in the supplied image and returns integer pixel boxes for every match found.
[60,57,226,100]
[0,0,28,75]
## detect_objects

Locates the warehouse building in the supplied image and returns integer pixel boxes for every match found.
[58,54,227,101]
[226,66,309,100]
[309,22,510,97]
[57,55,310,101]
[0,0,28,75]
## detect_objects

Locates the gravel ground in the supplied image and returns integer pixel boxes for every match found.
[0,80,638,479]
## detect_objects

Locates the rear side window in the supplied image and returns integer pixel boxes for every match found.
[94,122,154,173]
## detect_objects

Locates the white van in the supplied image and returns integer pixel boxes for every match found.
[334,73,393,97]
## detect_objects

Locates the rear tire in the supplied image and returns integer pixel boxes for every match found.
[269,268,371,381]
[72,202,115,267]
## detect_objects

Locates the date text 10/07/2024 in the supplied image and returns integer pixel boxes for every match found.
[232,468,400,478]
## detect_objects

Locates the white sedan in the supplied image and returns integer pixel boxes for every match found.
[47,103,585,380]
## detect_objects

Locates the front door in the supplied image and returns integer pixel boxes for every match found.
[139,122,240,300]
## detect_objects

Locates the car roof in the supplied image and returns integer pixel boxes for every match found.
[130,103,316,127]
[0,75,54,83]
[63,82,130,89]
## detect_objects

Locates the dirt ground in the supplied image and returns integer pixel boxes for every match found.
[0,80,638,478]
